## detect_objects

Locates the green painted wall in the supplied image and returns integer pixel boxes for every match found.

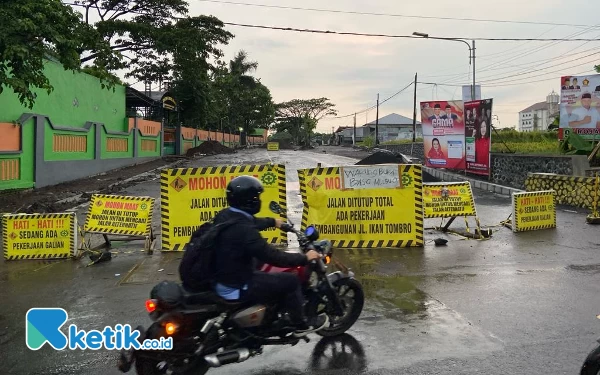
[0,118,35,190]
[44,122,95,162]
[101,130,134,159]
[138,135,162,157]
[0,60,126,132]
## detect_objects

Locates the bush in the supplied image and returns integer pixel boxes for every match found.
[382,138,423,145]
[358,136,375,148]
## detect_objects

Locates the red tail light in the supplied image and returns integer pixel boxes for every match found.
[145,299,157,313]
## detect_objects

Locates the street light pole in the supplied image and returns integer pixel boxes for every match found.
[413,32,476,101]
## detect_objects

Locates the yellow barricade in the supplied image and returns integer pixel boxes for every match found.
[512,190,556,232]
[267,142,279,151]
[2,212,78,260]
[160,164,287,251]
[298,164,424,248]
[84,194,155,236]
[423,182,476,218]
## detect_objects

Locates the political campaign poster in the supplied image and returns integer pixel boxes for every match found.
[464,99,493,176]
[420,100,466,170]
[559,74,600,140]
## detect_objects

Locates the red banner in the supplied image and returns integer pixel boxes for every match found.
[464,99,493,176]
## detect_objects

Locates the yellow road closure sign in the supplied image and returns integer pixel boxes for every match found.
[84,194,155,236]
[160,164,287,251]
[423,182,476,218]
[298,164,424,248]
[2,212,77,260]
[267,142,279,151]
[512,190,556,232]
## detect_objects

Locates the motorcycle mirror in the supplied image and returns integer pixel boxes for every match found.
[305,225,319,241]
[269,201,284,215]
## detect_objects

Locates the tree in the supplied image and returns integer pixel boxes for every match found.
[0,0,89,108]
[74,0,233,87]
[274,98,337,145]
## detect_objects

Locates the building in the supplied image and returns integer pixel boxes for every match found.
[518,91,560,132]
[363,113,422,143]
[335,113,422,145]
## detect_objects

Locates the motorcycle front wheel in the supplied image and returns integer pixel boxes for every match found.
[317,278,364,337]
[581,344,600,375]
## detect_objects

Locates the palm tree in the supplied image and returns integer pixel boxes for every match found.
[229,50,258,87]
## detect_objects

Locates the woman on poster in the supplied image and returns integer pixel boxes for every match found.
[475,120,490,165]
[427,138,446,159]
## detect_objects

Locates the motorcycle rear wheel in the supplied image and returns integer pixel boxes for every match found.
[317,278,364,337]
[581,344,600,375]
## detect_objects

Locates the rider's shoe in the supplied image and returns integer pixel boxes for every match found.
[292,314,328,337]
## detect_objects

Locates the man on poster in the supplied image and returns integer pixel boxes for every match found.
[569,93,599,129]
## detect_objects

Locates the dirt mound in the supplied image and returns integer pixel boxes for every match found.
[186,141,235,156]
[355,151,404,165]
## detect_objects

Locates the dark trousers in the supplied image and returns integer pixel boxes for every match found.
[241,271,305,323]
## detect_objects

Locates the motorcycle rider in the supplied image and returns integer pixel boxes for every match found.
[205,175,327,335]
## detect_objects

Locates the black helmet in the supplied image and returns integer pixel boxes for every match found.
[226,175,264,215]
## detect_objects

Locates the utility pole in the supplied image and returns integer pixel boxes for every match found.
[375,94,380,145]
[353,113,357,146]
[412,72,418,143]
[471,40,476,101]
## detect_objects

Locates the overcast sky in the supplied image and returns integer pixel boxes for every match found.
[113,0,600,132]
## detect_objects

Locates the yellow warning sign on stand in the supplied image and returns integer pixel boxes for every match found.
[298,164,424,248]
[267,142,279,151]
[2,213,77,260]
[512,190,556,232]
[423,182,477,218]
[160,164,288,251]
[84,194,155,236]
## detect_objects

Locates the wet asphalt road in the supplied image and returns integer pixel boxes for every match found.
[2,147,600,374]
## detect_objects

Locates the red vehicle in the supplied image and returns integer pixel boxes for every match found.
[118,201,364,375]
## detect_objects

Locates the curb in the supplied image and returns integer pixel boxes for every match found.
[423,166,524,197]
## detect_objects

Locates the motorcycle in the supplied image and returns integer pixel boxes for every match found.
[117,201,364,375]
[580,314,600,374]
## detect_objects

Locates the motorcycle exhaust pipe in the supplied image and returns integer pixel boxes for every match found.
[204,348,251,368]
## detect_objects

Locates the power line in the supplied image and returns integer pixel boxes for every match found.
[194,0,598,29]
[221,22,600,41]
[65,2,600,41]
[330,81,414,119]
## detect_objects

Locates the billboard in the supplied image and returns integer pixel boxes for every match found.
[465,99,493,176]
[420,100,466,170]
[559,74,600,140]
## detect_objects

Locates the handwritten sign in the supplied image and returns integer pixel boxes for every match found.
[340,165,402,190]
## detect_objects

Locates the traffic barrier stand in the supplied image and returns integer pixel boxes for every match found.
[160,164,287,251]
[423,181,492,240]
[81,194,157,257]
[298,163,424,248]
[502,190,557,232]
[2,212,79,261]
[587,173,600,224]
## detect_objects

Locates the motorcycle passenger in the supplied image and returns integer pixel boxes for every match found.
[210,175,327,335]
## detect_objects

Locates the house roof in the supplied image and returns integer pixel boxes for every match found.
[364,113,421,126]
[335,126,352,133]
[520,101,549,113]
